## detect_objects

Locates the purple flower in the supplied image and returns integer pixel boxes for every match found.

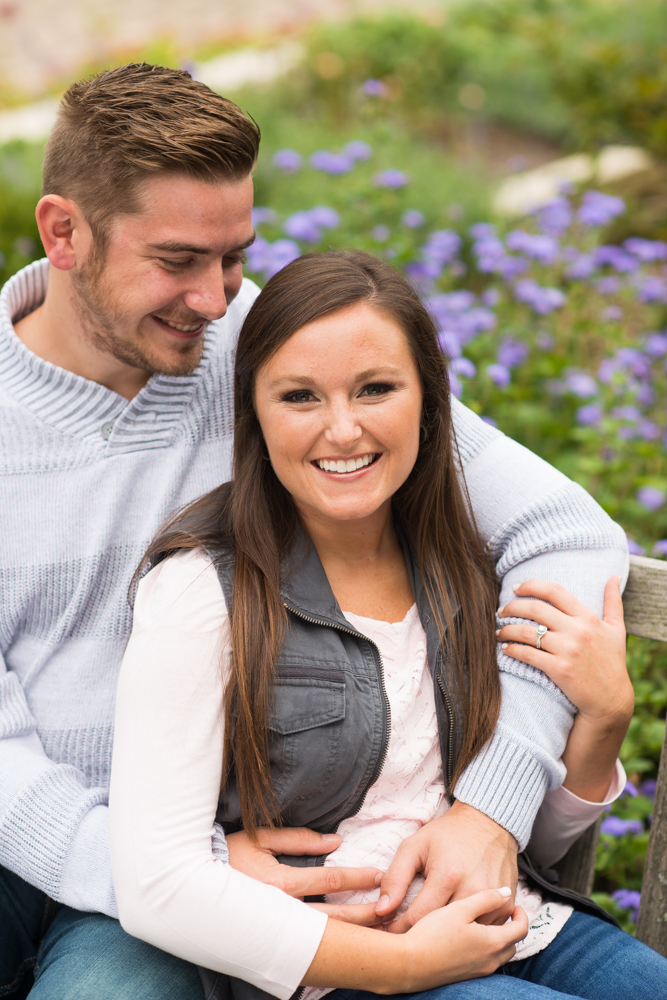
[497,339,528,369]
[623,780,639,798]
[612,889,641,923]
[576,403,603,426]
[639,421,660,441]
[645,333,667,357]
[640,779,658,797]
[596,276,622,294]
[343,140,372,161]
[487,363,511,388]
[602,306,622,322]
[612,405,641,423]
[565,252,596,280]
[637,275,667,303]
[374,169,409,189]
[626,537,646,556]
[402,209,425,229]
[362,78,388,97]
[450,356,477,378]
[536,332,555,350]
[594,245,638,273]
[565,370,598,398]
[624,237,667,262]
[514,279,566,315]
[252,207,278,227]
[284,211,322,243]
[421,230,462,267]
[246,237,301,280]
[506,230,559,265]
[310,150,353,175]
[578,190,625,227]
[309,206,340,229]
[637,487,666,511]
[637,381,655,407]
[481,415,498,427]
[448,371,463,397]
[371,225,391,243]
[469,223,496,239]
[537,197,573,235]
[498,256,529,280]
[482,288,500,307]
[601,816,643,836]
[272,149,303,172]
[438,330,462,358]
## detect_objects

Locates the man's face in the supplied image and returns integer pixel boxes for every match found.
[72,172,255,377]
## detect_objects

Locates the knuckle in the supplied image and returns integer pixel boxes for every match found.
[323,869,345,893]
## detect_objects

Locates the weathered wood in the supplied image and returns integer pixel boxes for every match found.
[623,555,667,642]
[553,817,601,897]
[636,717,667,956]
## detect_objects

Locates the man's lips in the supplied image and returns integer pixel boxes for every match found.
[151,315,206,340]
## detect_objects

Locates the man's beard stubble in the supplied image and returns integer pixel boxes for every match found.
[71,252,205,378]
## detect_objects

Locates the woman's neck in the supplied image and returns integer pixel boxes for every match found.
[297,502,415,623]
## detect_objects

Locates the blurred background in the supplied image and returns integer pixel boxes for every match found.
[1,0,666,934]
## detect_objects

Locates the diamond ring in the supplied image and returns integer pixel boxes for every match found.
[535,624,548,650]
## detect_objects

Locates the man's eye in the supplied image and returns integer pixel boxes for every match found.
[224,253,247,267]
[361,382,395,397]
[159,258,194,270]
[282,390,315,403]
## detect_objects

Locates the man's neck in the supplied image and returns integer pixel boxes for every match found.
[13,265,150,400]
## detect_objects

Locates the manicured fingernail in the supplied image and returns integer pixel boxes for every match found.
[497,607,504,617]
[501,643,508,650]
[495,629,501,637]
[512,584,521,593]
[322,834,339,841]
[498,886,512,898]
[375,872,383,885]
[376,895,390,911]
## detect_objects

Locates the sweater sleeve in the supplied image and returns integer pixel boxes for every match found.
[449,398,629,849]
[109,548,327,998]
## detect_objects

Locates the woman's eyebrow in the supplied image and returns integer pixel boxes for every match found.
[267,366,404,390]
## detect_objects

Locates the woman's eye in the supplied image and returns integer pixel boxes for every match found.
[361,382,395,397]
[283,390,315,403]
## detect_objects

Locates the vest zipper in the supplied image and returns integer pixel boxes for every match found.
[436,672,455,792]
[282,603,392,830]
[283,604,392,1000]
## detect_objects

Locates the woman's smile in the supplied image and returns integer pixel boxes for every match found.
[313,452,382,475]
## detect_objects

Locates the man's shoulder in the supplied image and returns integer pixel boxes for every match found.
[450,396,503,466]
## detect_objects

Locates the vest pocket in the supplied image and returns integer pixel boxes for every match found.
[268,672,346,735]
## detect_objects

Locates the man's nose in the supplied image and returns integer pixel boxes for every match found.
[183,265,227,320]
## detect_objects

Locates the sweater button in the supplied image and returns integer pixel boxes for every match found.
[101,421,115,440]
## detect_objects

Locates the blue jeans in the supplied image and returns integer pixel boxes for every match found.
[0,865,203,999]
[333,909,667,1000]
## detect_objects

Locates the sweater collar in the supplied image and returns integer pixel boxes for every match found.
[0,259,216,452]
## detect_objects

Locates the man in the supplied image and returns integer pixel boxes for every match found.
[0,63,627,998]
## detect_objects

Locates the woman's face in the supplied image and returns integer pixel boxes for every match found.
[254,301,423,528]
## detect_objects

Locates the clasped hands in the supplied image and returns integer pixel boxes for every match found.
[226,800,519,932]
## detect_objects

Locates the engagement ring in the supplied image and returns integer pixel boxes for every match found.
[535,624,548,650]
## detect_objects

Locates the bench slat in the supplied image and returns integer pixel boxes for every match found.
[636,716,667,955]
[623,555,667,641]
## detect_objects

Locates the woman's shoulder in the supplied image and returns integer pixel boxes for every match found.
[133,547,228,635]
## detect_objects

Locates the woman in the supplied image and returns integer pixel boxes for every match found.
[109,250,662,999]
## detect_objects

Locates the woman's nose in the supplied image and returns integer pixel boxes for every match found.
[323,404,363,448]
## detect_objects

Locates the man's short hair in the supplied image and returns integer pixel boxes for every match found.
[42,62,260,243]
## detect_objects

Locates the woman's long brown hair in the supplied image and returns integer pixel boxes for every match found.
[138,249,500,835]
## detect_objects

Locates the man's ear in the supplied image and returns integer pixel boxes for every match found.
[35,194,90,271]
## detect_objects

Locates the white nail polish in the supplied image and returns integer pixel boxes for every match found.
[498,886,512,898]
[501,643,508,650]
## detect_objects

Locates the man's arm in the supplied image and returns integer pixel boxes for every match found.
[451,395,629,847]
[0,664,117,915]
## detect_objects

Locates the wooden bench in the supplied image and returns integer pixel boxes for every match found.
[552,554,667,955]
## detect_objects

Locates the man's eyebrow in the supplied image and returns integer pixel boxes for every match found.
[147,232,256,255]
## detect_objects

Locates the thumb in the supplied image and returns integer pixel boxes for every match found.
[256,827,341,856]
[603,576,625,631]
[459,887,514,923]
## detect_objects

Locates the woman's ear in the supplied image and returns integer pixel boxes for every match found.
[35,195,89,271]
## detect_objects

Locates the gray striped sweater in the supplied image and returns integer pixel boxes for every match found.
[0,259,629,917]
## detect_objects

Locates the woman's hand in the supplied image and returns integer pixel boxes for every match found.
[301,888,528,992]
[497,576,633,801]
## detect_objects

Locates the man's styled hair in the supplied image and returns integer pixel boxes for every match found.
[42,62,260,244]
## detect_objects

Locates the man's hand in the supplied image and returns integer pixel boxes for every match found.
[226,827,383,905]
[376,801,518,932]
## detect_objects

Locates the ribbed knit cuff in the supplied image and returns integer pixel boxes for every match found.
[454,731,549,850]
[0,672,36,739]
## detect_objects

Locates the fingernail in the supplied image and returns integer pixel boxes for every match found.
[498,886,512,898]
[321,834,339,841]
[501,643,508,650]
[495,629,501,637]
[376,895,390,911]
[374,872,383,885]
[497,607,504,617]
